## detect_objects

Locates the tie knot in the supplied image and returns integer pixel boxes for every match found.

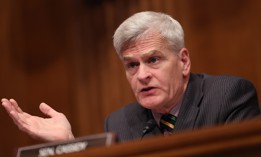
[160,114,177,132]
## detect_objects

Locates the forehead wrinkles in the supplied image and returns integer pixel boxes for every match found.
[122,34,167,57]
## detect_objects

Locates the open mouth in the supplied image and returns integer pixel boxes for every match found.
[141,87,154,92]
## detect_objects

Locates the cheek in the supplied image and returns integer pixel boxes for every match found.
[160,68,181,91]
[154,71,172,93]
[126,74,137,90]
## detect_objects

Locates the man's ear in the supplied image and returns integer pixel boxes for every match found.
[179,48,191,77]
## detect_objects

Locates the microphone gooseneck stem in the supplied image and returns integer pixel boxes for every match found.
[141,119,157,140]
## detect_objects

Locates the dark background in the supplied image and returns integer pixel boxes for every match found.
[0,0,260,156]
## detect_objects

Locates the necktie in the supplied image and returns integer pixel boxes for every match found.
[160,114,177,132]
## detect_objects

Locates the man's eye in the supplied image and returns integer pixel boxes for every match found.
[148,57,159,64]
[127,62,139,69]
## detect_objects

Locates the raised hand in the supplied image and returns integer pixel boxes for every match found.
[1,98,74,142]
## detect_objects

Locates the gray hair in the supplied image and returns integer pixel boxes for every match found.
[113,11,185,56]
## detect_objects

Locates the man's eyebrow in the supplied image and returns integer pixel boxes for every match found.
[141,50,162,58]
[122,55,134,62]
[122,50,162,61]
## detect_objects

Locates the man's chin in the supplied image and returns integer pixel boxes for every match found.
[139,101,162,110]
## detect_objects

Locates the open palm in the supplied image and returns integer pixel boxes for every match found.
[1,98,74,142]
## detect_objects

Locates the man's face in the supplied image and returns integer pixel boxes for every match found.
[120,33,190,113]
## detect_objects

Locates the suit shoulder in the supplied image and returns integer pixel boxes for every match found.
[108,102,143,118]
[191,73,260,124]
[192,73,258,108]
[197,73,251,82]
[196,74,256,91]
[105,102,147,130]
[104,102,151,141]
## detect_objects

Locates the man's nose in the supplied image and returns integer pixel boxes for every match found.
[137,64,152,84]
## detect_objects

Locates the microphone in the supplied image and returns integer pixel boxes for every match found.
[141,119,157,139]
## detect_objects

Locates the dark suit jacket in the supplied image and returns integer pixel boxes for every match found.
[105,73,261,142]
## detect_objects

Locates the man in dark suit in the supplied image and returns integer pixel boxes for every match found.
[105,74,260,142]
[105,11,260,141]
[1,11,260,142]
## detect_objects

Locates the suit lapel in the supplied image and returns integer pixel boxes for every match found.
[128,105,162,140]
[174,74,204,133]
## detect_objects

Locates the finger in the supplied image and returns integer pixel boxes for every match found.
[39,103,59,118]
[1,98,11,105]
[1,99,16,113]
[1,99,26,124]
[1,98,8,103]
[9,99,23,113]
[9,110,29,131]
[9,111,40,140]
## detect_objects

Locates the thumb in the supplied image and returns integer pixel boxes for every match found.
[39,103,59,117]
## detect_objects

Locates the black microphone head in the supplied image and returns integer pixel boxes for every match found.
[142,119,157,134]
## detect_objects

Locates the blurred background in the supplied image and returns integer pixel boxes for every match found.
[0,0,260,156]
